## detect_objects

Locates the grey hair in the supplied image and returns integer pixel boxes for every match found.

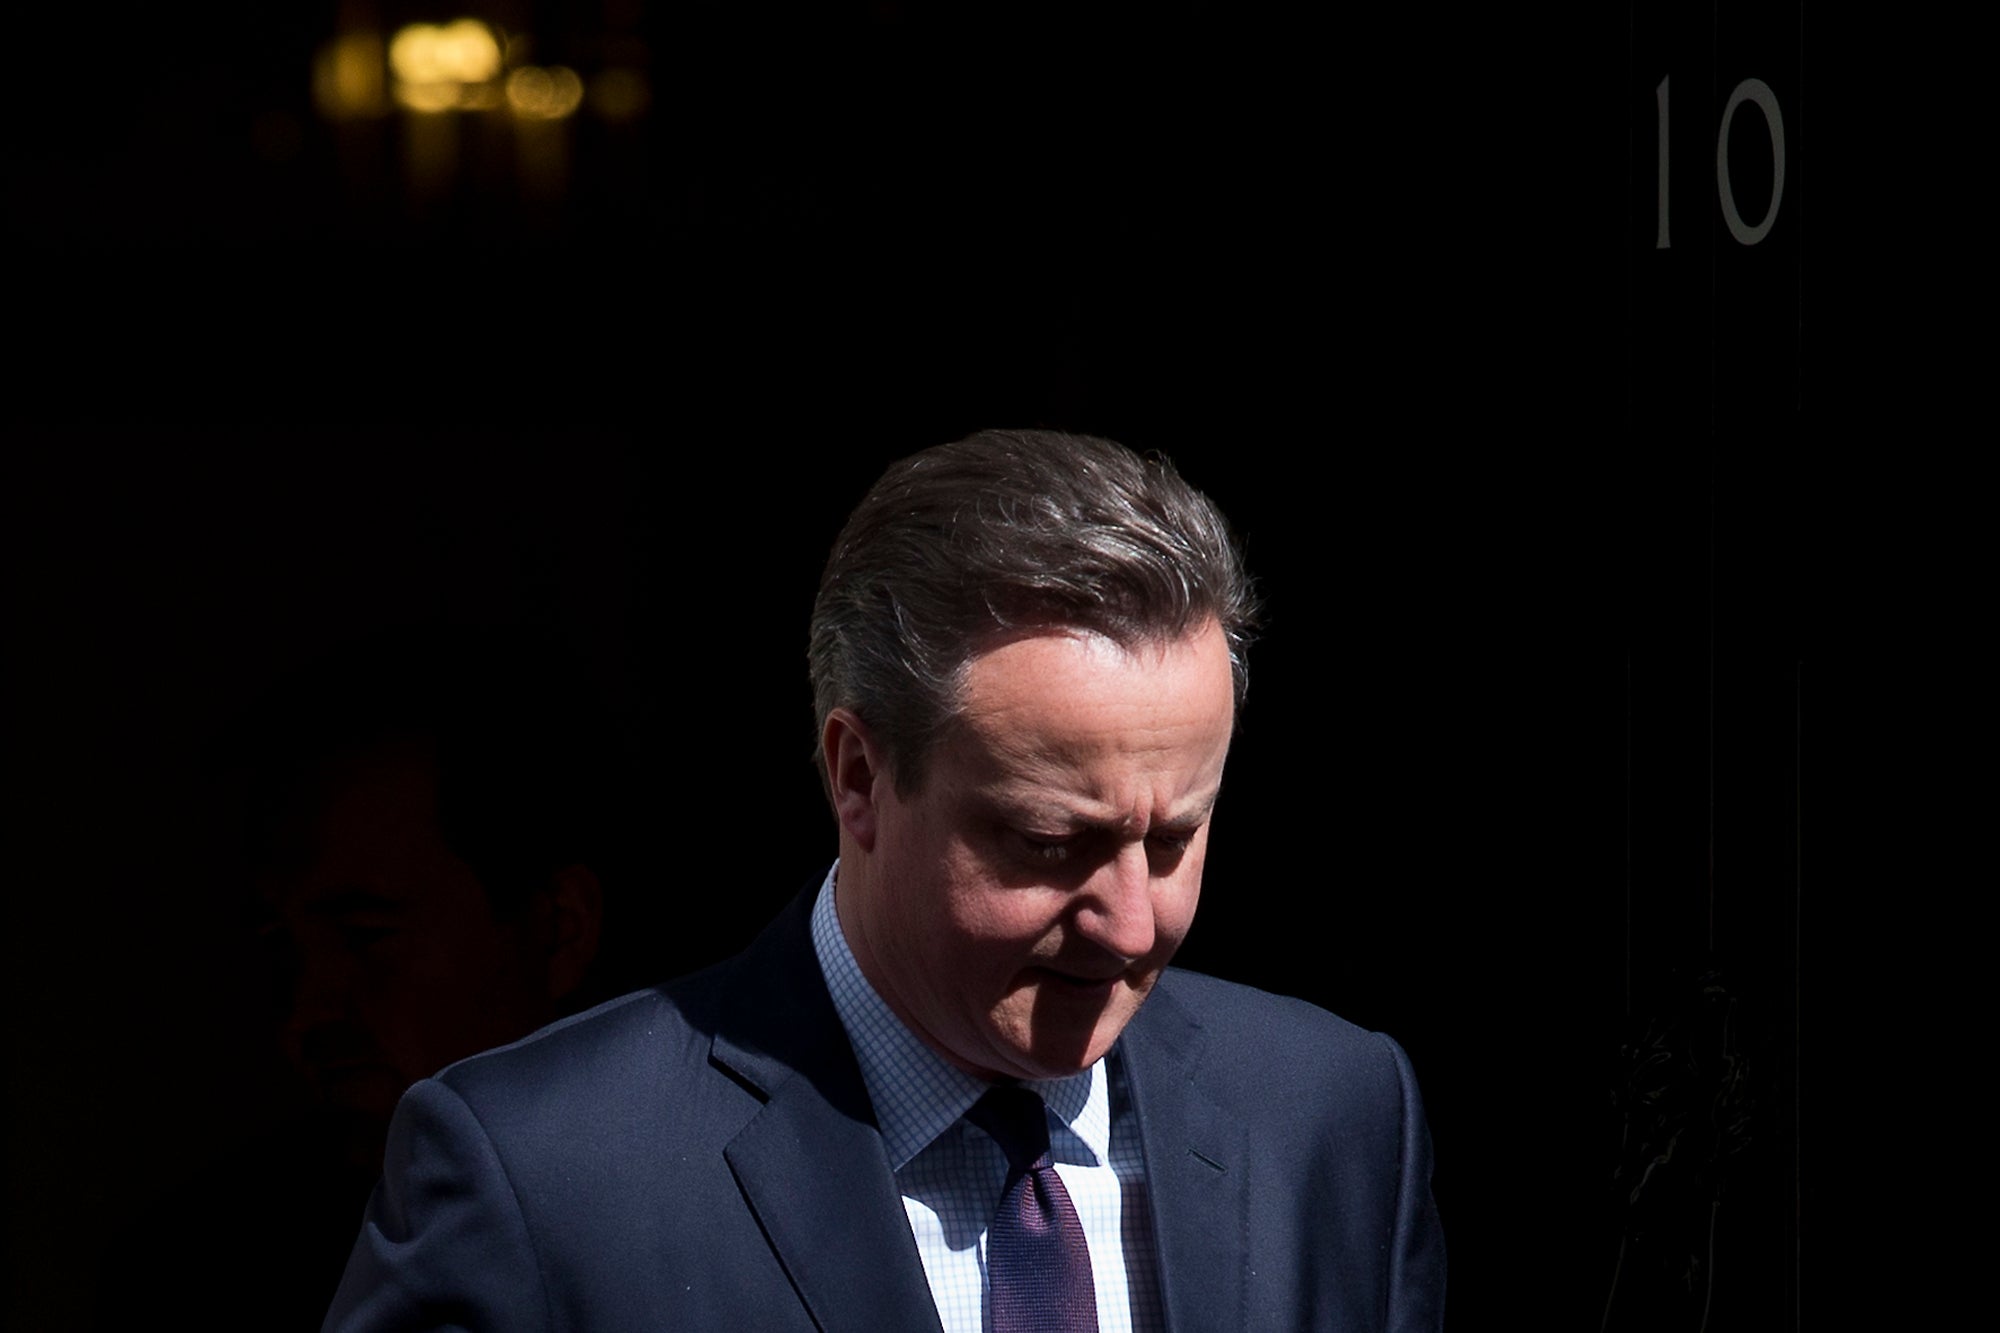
[808,429,1258,794]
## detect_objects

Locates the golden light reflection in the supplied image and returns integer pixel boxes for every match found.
[390,20,502,84]
[506,66,585,120]
[395,80,460,113]
[389,19,503,113]
[313,31,389,119]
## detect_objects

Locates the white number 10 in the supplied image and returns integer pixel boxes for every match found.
[1654,76,1787,249]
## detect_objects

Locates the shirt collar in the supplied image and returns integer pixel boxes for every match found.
[809,862,1109,1170]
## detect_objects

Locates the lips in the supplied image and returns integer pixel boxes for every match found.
[1035,966,1124,990]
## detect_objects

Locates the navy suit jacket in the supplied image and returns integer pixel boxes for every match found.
[325,889,1444,1331]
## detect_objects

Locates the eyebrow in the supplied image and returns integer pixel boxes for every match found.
[992,788,1222,838]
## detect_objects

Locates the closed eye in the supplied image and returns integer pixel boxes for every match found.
[1003,818,1203,874]
[1016,833,1075,863]
[1145,827,1199,872]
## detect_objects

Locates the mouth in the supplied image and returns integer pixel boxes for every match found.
[1034,966,1125,993]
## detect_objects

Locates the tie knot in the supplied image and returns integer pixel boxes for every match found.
[966,1085,1053,1174]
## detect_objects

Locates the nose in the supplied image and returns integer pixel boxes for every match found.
[1070,842,1158,962]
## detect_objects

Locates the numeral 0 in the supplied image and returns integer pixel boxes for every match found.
[1654,76,1787,249]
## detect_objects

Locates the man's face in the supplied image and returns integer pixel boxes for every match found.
[841,620,1236,1082]
[261,739,554,1133]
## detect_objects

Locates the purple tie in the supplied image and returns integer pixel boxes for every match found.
[966,1085,1099,1333]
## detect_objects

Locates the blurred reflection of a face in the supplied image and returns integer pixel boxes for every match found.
[261,738,553,1129]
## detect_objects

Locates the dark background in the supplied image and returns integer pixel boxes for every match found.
[6,1,1847,1327]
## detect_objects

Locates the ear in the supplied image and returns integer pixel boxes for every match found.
[822,707,885,853]
[540,863,605,1002]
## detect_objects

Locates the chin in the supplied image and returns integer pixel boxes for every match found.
[988,1051,1094,1083]
[992,1017,1133,1082]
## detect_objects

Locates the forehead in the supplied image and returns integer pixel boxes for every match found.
[939,623,1236,788]
[259,738,462,903]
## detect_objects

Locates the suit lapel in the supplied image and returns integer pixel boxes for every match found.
[1119,978,1250,1333]
[703,895,1254,1332]
[710,891,945,1333]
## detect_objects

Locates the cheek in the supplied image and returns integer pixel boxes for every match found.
[937,859,1059,964]
[1153,858,1207,956]
[940,893,1039,965]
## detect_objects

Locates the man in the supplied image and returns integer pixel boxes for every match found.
[102,629,622,1331]
[243,630,625,1163]
[326,431,1445,1331]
